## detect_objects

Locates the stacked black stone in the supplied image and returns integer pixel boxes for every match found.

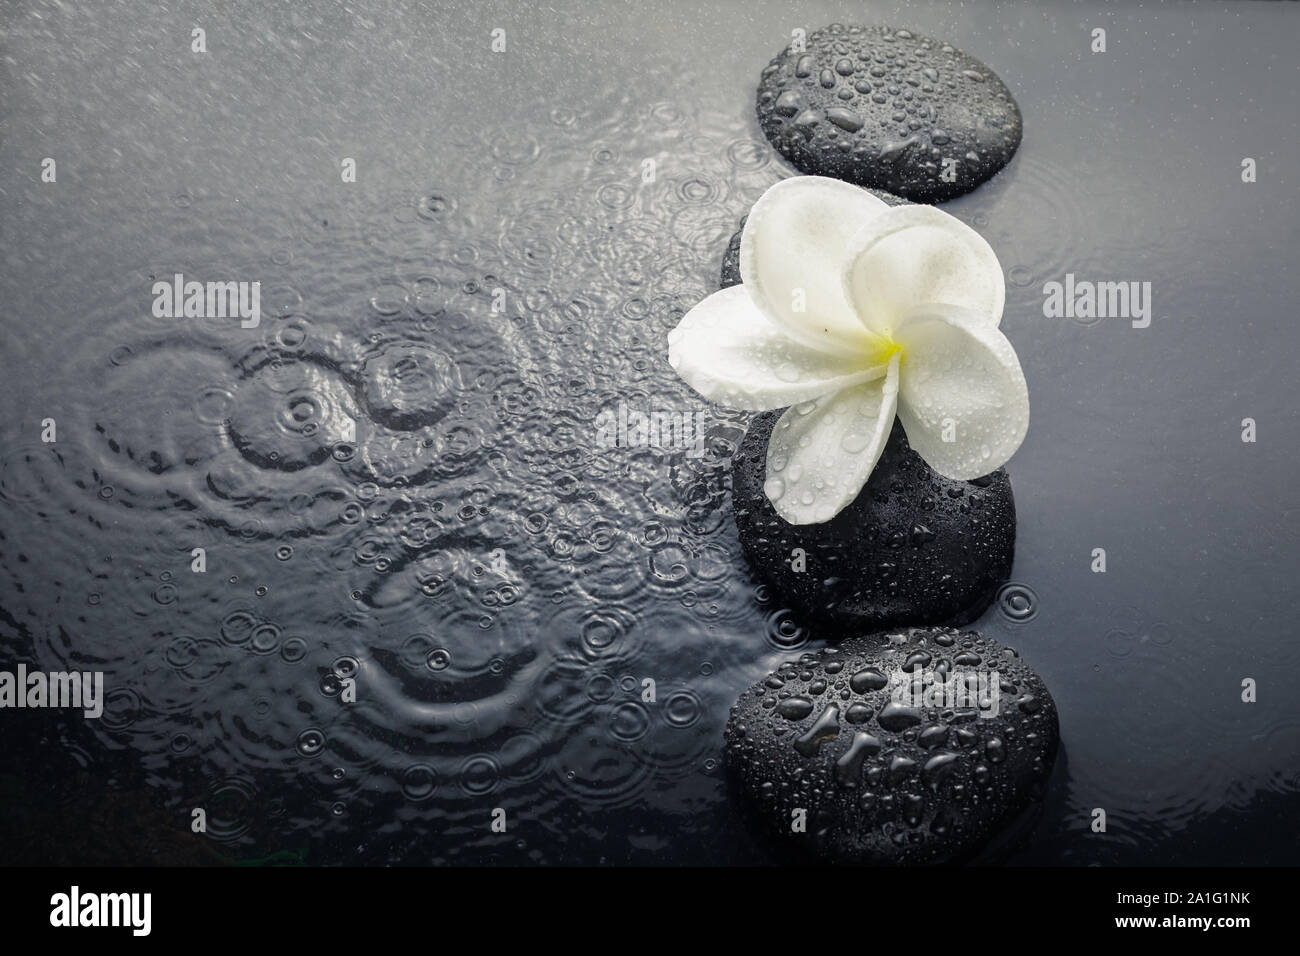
[756,24,1022,202]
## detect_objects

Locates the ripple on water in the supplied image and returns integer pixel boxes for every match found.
[996,582,1039,623]
[982,154,1097,312]
[542,599,644,664]
[359,340,460,431]
[618,682,720,782]
[546,732,653,810]
[203,777,259,842]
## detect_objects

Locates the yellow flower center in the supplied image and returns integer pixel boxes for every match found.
[864,335,904,370]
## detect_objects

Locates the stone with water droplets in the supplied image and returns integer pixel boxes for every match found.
[755,24,1022,202]
[732,412,1015,630]
[719,215,746,289]
[723,628,1059,865]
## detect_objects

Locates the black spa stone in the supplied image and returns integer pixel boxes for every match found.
[719,215,746,289]
[723,628,1058,865]
[755,24,1022,202]
[732,411,1015,630]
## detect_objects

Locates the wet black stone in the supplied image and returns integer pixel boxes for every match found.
[732,412,1015,630]
[720,187,909,289]
[755,24,1022,202]
[723,628,1059,865]
[719,215,746,288]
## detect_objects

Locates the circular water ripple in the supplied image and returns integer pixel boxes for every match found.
[227,359,354,471]
[996,582,1040,623]
[359,341,459,431]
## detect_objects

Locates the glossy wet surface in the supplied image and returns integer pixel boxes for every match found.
[0,0,1297,864]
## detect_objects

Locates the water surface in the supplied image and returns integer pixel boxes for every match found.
[0,0,1297,864]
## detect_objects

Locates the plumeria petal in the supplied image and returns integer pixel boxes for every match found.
[843,204,1006,338]
[667,285,891,410]
[764,354,901,524]
[741,176,892,355]
[893,304,1028,480]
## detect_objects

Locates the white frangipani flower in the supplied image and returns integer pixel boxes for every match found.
[667,175,1029,525]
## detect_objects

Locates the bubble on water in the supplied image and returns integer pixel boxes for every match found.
[296,728,326,757]
[401,764,438,800]
[459,754,501,795]
[424,647,452,672]
[996,583,1038,622]
[765,608,808,650]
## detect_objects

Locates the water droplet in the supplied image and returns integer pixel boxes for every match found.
[849,668,888,694]
[776,696,814,720]
[834,731,881,786]
[877,701,923,732]
[794,704,841,756]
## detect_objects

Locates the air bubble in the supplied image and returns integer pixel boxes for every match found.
[296,728,326,757]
